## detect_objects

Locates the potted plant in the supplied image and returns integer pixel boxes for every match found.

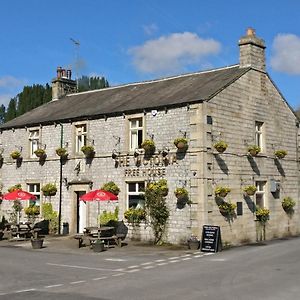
[256,207,270,223]
[243,185,257,196]
[41,183,57,197]
[92,239,105,252]
[31,236,44,249]
[274,150,287,159]
[213,141,228,153]
[147,179,169,197]
[101,181,120,196]
[81,145,95,158]
[218,201,236,215]
[281,197,295,212]
[10,150,21,160]
[34,148,46,158]
[247,145,261,156]
[173,137,188,150]
[174,187,189,201]
[187,235,200,250]
[124,207,146,224]
[215,186,231,197]
[141,139,155,155]
[56,147,68,158]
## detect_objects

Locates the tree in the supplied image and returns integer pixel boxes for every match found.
[78,75,109,92]
[0,105,6,124]
[5,97,17,123]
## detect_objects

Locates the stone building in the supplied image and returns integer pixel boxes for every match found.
[0,28,299,245]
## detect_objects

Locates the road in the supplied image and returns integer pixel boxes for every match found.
[0,237,300,299]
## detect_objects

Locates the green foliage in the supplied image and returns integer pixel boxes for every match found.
[213,141,228,153]
[81,145,95,157]
[101,181,120,196]
[274,150,287,159]
[41,183,57,196]
[147,179,168,196]
[256,207,270,223]
[42,203,58,234]
[10,150,21,159]
[141,139,155,155]
[124,207,146,224]
[173,137,188,149]
[144,180,170,244]
[34,148,46,158]
[77,75,109,92]
[215,186,231,197]
[174,187,189,199]
[98,207,119,225]
[8,184,22,192]
[55,147,68,157]
[248,145,261,156]
[218,201,236,215]
[13,200,23,212]
[282,197,295,212]
[24,204,40,223]
[243,185,257,195]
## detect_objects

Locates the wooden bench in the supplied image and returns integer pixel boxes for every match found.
[74,234,125,248]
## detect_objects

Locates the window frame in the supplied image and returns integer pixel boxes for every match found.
[255,181,267,209]
[126,181,145,209]
[28,129,40,158]
[129,117,144,151]
[27,183,41,207]
[255,121,264,151]
[74,123,87,153]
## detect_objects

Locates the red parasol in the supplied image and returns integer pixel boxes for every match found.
[2,189,37,201]
[79,190,118,202]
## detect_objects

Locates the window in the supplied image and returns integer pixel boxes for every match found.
[129,117,143,151]
[75,124,87,152]
[29,130,39,157]
[255,121,264,150]
[127,182,145,208]
[255,181,266,208]
[27,183,41,206]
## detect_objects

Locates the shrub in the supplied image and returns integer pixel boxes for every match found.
[41,183,57,196]
[99,207,119,225]
[42,203,58,235]
[124,207,146,224]
[101,181,120,196]
[8,184,22,192]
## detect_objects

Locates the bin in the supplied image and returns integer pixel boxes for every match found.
[62,222,69,235]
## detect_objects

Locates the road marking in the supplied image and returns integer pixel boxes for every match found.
[168,256,180,260]
[181,257,192,261]
[169,260,180,263]
[140,262,153,265]
[127,269,140,273]
[143,265,155,269]
[128,265,139,269]
[105,258,127,262]
[157,262,168,266]
[194,254,204,258]
[70,280,86,285]
[155,259,166,262]
[15,289,36,293]
[47,263,118,272]
[112,273,125,277]
[92,276,108,281]
[44,284,64,288]
[182,254,192,257]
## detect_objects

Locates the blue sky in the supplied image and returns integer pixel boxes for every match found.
[0,0,300,110]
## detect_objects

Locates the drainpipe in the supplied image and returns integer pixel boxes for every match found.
[58,123,64,234]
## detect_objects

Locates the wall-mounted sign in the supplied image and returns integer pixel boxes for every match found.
[124,167,166,177]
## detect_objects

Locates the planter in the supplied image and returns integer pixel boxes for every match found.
[188,240,200,250]
[176,142,187,149]
[92,241,105,252]
[31,238,44,249]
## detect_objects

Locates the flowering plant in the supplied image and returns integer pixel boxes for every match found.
[256,207,270,223]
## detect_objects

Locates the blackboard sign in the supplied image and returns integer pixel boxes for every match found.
[200,225,222,253]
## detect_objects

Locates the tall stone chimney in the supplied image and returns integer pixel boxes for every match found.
[52,66,77,100]
[239,28,266,72]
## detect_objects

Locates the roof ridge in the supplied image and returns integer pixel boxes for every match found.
[67,64,241,97]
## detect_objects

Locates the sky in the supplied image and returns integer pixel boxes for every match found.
[0,0,300,110]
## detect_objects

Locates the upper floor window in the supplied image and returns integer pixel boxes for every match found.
[29,129,39,157]
[27,183,41,207]
[255,181,266,209]
[127,181,145,209]
[255,121,264,150]
[129,117,143,151]
[75,124,87,153]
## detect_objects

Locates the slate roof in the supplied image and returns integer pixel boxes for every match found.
[0,65,250,129]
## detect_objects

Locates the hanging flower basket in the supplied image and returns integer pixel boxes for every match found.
[56,147,68,158]
[10,150,21,160]
[248,145,261,156]
[141,139,155,155]
[243,185,257,196]
[256,207,270,223]
[281,197,295,212]
[81,145,95,158]
[41,183,57,197]
[174,187,189,201]
[218,201,236,215]
[215,186,231,197]
[34,148,46,158]
[173,138,188,151]
[213,141,228,153]
[274,150,287,159]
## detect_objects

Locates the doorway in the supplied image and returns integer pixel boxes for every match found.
[76,191,87,233]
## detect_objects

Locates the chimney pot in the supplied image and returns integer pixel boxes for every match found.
[57,66,62,78]
[246,27,255,36]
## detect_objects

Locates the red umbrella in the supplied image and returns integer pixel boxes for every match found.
[80,190,118,202]
[80,190,118,227]
[2,189,37,201]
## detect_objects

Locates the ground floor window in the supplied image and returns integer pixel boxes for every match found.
[127,182,145,208]
[255,181,266,208]
[27,183,41,206]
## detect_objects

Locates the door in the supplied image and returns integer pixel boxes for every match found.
[77,191,87,233]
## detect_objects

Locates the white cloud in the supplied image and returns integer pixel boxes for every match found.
[0,75,24,88]
[128,32,221,75]
[0,94,14,107]
[271,34,300,75]
[143,23,158,36]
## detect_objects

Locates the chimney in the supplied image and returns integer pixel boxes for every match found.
[239,28,266,72]
[52,67,77,100]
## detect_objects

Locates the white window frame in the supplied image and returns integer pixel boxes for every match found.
[127,181,145,209]
[75,124,87,153]
[129,117,143,151]
[255,121,264,151]
[27,183,41,207]
[255,181,266,209]
[29,129,40,158]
